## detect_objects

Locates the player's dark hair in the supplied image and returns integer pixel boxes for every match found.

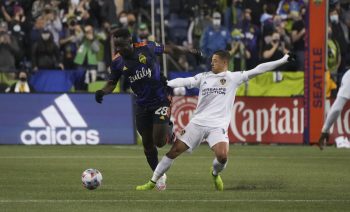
[213,50,230,62]
[113,28,131,39]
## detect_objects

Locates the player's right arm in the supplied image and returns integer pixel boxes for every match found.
[167,73,202,89]
[95,54,123,104]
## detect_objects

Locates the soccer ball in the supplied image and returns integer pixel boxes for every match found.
[81,168,103,190]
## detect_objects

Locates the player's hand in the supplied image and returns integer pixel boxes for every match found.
[287,52,296,62]
[95,90,105,104]
[318,132,329,151]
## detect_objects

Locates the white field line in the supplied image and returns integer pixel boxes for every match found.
[0,155,348,159]
[0,199,350,203]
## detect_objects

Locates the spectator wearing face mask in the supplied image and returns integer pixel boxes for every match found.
[59,17,84,69]
[0,21,20,78]
[32,30,64,71]
[200,12,232,59]
[5,71,35,93]
[240,8,260,70]
[262,30,289,82]
[136,23,153,42]
[291,7,306,71]
[118,11,128,28]
[224,0,244,32]
[74,25,102,91]
[329,7,348,85]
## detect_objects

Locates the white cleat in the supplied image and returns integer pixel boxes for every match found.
[156,174,167,191]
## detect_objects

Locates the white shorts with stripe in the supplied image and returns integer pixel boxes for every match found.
[178,122,229,152]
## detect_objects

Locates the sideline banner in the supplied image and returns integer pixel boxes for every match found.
[305,0,327,144]
[0,94,135,145]
[171,96,350,144]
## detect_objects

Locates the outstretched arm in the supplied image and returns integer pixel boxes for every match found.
[245,53,293,79]
[167,73,202,89]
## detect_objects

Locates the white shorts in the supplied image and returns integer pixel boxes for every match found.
[178,122,229,152]
[338,71,350,99]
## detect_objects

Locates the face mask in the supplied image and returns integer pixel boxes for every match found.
[213,19,221,27]
[330,14,339,23]
[19,77,27,82]
[41,33,50,40]
[119,17,128,25]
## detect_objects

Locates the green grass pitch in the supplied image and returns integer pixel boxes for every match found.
[0,145,350,212]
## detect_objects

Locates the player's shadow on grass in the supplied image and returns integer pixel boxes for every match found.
[226,181,284,191]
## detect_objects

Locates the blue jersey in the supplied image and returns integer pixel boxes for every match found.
[109,41,169,108]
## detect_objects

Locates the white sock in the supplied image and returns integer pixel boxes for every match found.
[151,156,174,182]
[212,158,227,176]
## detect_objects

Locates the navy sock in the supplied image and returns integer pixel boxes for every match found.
[144,147,158,171]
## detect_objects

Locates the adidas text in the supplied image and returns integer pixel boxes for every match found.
[21,127,99,145]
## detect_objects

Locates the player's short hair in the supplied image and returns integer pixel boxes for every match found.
[212,50,230,62]
[113,28,131,39]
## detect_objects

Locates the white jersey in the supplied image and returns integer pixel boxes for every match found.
[186,71,248,130]
[338,70,350,99]
[167,55,288,130]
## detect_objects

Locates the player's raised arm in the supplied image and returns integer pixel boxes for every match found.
[167,73,202,89]
[244,53,295,80]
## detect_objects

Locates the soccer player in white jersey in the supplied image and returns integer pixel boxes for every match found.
[318,69,350,150]
[136,50,295,191]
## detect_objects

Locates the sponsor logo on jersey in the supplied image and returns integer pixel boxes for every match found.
[21,94,100,145]
[201,87,227,96]
[129,67,152,83]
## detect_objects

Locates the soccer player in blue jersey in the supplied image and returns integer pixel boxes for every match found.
[95,28,201,190]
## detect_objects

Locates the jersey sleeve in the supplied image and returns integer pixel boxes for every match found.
[147,41,164,55]
[108,54,124,83]
[228,71,249,86]
[167,73,202,89]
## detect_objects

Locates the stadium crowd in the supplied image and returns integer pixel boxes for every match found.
[0,0,349,93]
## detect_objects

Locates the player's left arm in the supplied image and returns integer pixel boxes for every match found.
[244,53,295,80]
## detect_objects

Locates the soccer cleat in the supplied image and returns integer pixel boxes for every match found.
[136,181,156,191]
[156,174,167,191]
[211,169,224,191]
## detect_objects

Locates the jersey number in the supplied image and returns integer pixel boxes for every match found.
[155,107,169,116]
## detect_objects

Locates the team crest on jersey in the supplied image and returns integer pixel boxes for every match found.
[138,53,147,64]
[220,78,226,85]
[123,66,128,71]
[180,129,186,136]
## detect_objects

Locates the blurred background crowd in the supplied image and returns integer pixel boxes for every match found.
[0,0,349,94]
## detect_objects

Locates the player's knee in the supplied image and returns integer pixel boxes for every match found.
[155,138,167,148]
[156,136,166,148]
[216,155,228,164]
